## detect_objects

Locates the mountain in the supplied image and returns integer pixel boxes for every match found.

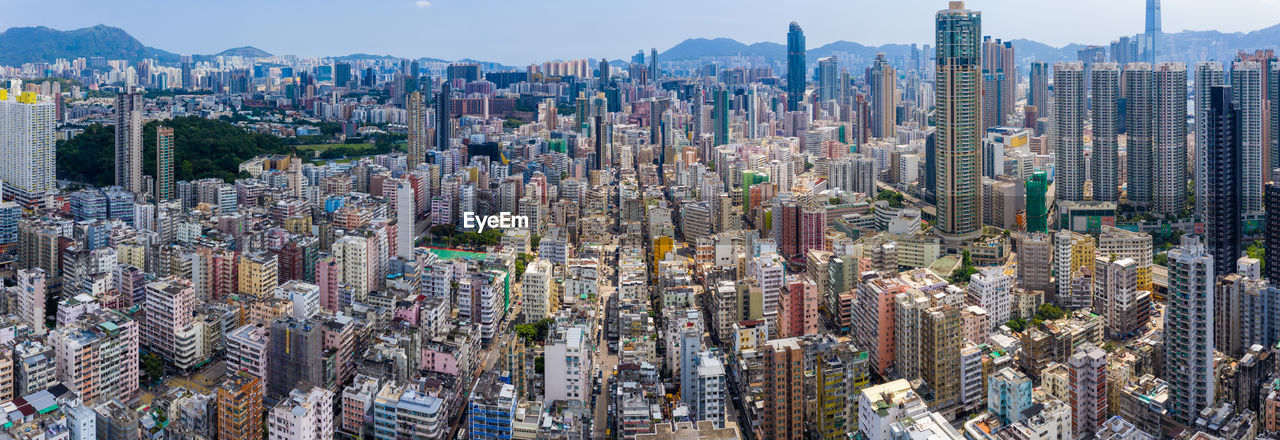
[215,46,271,58]
[0,25,177,65]
[660,38,783,61]
[655,23,1280,69]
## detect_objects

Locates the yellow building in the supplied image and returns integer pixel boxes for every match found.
[117,241,147,269]
[653,236,674,267]
[237,251,278,297]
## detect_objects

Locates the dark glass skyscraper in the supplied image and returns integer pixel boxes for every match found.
[713,88,729,146]
[1205,85,1242,277]
[435,83,452,150]
[1144,0,1161,64]
[786,22,805,112]
[1266,181,1280,282]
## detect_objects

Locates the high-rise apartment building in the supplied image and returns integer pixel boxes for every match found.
[1194,62,1226,219]
[1053,62,1087,203]
[921,305,962,410]
[1091,63,1121,202]
[871,53,896,138]
[1205,85,1243,277]
[11,268,46,334]
[1098,225,1155,292]
[760,338,804,440]
[49,310,139,404]
[786,22,805,112]
[1029,61,1050,120]
[1069,343,1108,439]
[1151,63,1188,214]
[406,91,426,167]
[115,90,144,193]
[934,1,984,243]
[0,91,56,206]
[156,126,174,200]
[1125,63,1155,207]
[1164,236,1216,425]
[981,37,1015,130]
[268,386,334,440]
[267,317,324,397]
[142,277,202,369]
[218,372,264,440]
[1233,61,1266,212]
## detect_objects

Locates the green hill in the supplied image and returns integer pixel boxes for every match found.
[0,25,177,65]
[58,116,291,186]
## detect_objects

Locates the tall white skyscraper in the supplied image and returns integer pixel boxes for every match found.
[1232,61,1265,212]
[0,91,55,206]
[1164,236,1215,425]
[1090,63,1121,202]
[1152,62,1188,215]
[1124,63,1154,207]
[1194,62,1225,219]
[1053,62,1087,203]
[115,90,144,194]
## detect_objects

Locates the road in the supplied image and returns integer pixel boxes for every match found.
[592,266,620,438]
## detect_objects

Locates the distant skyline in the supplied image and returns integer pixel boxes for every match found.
[2,0,1279,64]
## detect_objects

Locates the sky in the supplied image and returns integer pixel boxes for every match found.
[2,0,1278,65]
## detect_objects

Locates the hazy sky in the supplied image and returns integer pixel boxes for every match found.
[2,0,1278,64]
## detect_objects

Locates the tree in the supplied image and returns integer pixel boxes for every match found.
[515,324,537,344]
[530,234,542,250]
[1153,253,1168,267]
[534,356,545,374]
[1034,303,1066,321]
[58,116,291,185]
[875,190,905,208]
[142,353,165,384]
[1005,318,1028,332]
[1248,240,1266,272]
[950,250,979,284]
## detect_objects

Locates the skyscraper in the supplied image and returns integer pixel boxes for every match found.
[786,22,806,112]
[156,126,174,201]
[870,53,896,139]
[434,83,451,150]
[817,56,838,102]
[1194,62,1225,219]
[180,55,194,90]
[934,1,984,244]
[115,90,144,194]
[712,88,729,146]
[1053,62,1087,203]
[406,91,426,167]
[1232,61,1266,211]
[1205,85,1243,278]
[1267,181,1280,282]
[1029,61,1050,120]
[598,58,610,85]
[1151,62,1188,215]
[649,48,658,82]
[1124,63,1155,207]
[981,37,1015,130]
[1091,63,1121,202]
[1164,236,1215,425]
[1144,0,1161,64]
[0,91,55,206]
